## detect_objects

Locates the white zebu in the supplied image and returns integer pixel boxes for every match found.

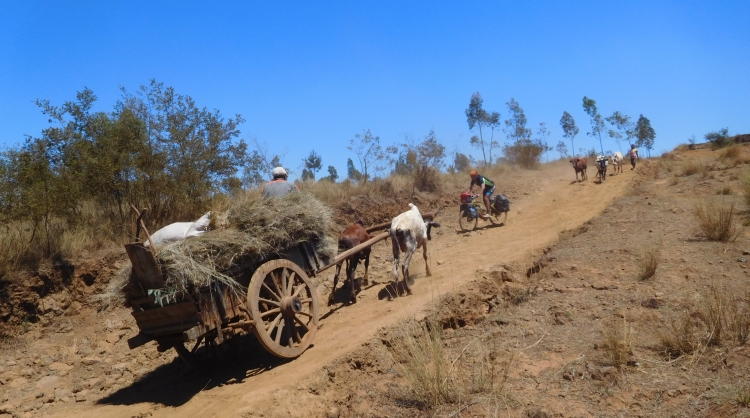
[389,204,440,299]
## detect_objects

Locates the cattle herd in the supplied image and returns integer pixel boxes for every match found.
[570,151,624,183]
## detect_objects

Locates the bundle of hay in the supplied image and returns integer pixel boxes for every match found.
[103,192,336,306]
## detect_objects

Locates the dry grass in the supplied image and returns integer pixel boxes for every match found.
[681,161,709,177]
[384,311,512,410]
[654,288,750,360]
[699,287,750,346]
[102,192,335,305]
[668,176,680,186]
[716,186,733,195]
[720,145,742,162]
[739,171,750,207]
[601,319,632,368]
[637,246,660,281]
[693,199,740,242]
[654,310,702,358]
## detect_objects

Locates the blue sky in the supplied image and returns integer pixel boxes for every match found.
[1,1,748,180]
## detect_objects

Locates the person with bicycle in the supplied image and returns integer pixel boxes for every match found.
[467,170,495,220]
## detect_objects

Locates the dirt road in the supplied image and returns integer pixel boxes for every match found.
[47,162,633,418]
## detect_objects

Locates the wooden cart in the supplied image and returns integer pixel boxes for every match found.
[124,221,389,366]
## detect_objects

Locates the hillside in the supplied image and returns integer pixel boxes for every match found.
[2,146,750,417]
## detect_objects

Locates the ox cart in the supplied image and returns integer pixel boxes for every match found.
[124,214,389,368]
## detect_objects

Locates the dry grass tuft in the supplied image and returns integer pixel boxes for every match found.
[681,161,710,177]
[693,199,740,242]
[699,287,750,346]
[384,311,512,409]
[739,171,750,207]
[716,186,733,195]
[601,319,632,368]
[637,246,660,281]
[654,310,702,358]
[720,145,742,162]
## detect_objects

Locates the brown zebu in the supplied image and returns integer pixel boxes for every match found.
[328,219,371,305]
[570,157,588,182]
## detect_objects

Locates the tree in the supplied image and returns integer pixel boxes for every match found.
[465,92,500,166]
[391,130,446,191]
[536,122,552,162]
[346,158,364,182]
[301,149,322,181]
[705,128,730,148]
[560,111,579,156]
[555,141,568,159]
[243,139,282,187]
[633,114,656,157]
[582,96,606,155]
[502,139,546,168]
[454,152,471,172]
[347,129,394,182]
[503,98,532,143]
[605,111,633,152]
[324,165,339,182]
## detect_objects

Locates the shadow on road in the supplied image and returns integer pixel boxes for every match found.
[96,333,289,407]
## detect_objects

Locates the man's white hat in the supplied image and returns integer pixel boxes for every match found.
[272,167,287,177]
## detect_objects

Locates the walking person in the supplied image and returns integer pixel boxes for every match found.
[629,144,639,170]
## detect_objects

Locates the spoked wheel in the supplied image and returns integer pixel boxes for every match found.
[248,259,319,359]
[459,209,478,232]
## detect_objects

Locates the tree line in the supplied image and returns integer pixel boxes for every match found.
[465,92,657,167]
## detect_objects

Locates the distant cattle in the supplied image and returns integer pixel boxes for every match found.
[570,157,588,182]
[595,155,608,183]
[610,151,623,174]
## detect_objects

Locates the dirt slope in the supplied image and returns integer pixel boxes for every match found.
[1,161,633,418]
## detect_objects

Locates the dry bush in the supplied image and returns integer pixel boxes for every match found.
[681,161,709,177]
[654,311,702,358]
[716,186,733,195]
[637,246,660,281]
[385,312,512,409]
[601,319,632,368]
[693,199,740,242]
[739,171,750,207]
[699,288,750,346]
[720,145,742,162]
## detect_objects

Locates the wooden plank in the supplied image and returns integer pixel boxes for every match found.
[125,243,165,289]
[127,333,154,350]
[317,231,389,274]
[132,302,202,333]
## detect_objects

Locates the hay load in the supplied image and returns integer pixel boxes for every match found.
[105,192,336,305]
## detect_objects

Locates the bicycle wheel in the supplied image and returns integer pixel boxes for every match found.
[459,209,477,232]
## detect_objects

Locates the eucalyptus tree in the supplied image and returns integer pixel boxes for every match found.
[633,115,656,157]
[605,111,633,151]
[582,96,606,155]
[559,111,579,157]
[465,92,500,165]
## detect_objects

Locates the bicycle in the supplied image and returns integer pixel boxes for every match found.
[458,192,509,232]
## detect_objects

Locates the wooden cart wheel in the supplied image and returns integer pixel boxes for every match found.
[248,259,319,359]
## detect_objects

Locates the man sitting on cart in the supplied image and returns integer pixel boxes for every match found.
[261,167,299,199]
[467,169,495,220]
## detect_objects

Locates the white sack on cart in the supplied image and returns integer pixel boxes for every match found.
[145,212,211,246]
